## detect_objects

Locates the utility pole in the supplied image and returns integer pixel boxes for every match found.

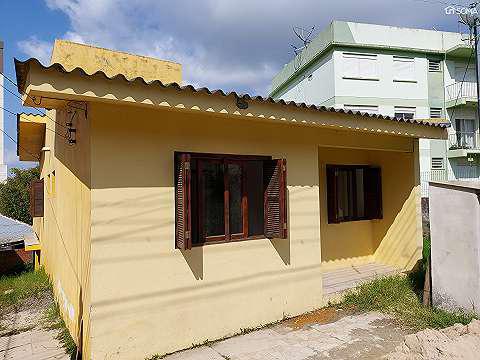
[474,20,480,124]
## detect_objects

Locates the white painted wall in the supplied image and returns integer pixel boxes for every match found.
[430,182,480,314]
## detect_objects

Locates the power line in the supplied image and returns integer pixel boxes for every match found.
[0,105,68,139]
[0,72,68,130]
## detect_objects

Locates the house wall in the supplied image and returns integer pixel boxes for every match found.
[87,102,422,359]
[32,107,92,357]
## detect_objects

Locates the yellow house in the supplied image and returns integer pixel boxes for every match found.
[15,41,447,360]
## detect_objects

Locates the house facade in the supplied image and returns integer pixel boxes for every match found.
[270,21,478,196]
[16,41,446,359]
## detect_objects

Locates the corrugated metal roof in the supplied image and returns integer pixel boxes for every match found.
[0,214,34,249]
[14,57,450,129]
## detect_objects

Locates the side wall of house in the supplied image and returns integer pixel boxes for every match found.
[88,102,421,359]
[32,107,92,356]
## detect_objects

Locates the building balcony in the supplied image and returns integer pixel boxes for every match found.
[448,132,480,158]
[445,82,478,108]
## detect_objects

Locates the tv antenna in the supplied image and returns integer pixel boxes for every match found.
[291,26,315,71]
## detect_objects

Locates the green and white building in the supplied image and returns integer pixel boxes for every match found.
[269,21,479,196]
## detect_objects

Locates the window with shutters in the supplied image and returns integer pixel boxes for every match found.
[428,60,441,72]
[430,108,442,118]
[394,106,416,120]
[342,53,379,80]
[326,165,382,224]
[175,153,287,249]
[393,56,416,82]
[30,179,44,218]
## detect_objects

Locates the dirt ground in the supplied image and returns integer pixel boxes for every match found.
[0,292,69,360]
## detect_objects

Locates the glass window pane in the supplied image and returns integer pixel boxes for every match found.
[355,169,365,218]
[228,163,243,234]
[246,161,264,236]
[202,161,224,237]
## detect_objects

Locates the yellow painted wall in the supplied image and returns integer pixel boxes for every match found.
[50,40,182,84]
[32,106,92,357]
[85,101,422,359]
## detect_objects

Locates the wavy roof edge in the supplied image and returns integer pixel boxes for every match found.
[14,58,450,129]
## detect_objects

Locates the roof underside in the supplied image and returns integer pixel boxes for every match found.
[15,58,449,131]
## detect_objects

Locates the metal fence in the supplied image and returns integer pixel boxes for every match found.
[446,82,477,102]
[420,168,480,197]
[449,132,480,150]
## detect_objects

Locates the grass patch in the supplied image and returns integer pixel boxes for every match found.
[0,268,50,309]
[338,273,476,330]
[43,301,77,358]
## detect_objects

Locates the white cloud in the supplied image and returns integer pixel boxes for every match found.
[17,36,53,65]
[22,0,464,94]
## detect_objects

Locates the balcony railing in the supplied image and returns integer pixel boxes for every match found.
[449,132,480,150]
[445,82,477,103]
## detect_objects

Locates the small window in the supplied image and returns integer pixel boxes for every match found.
[344,105,379,114]
[430,108,442,118]
[394,106,416,120]
[393,56,415,82]
[30,179,44,218]
[326,165,382,224]
[431,158,444,170]
[428,60,441,72]
[342,53,379,80]
[175,153,287,249]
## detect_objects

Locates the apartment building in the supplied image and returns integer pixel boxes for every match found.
[270,21,479,196]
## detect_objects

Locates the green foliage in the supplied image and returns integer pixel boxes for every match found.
[339,274,476,330]
[44,302,77,358]
[0,166,40,224]
[0,268,50,309]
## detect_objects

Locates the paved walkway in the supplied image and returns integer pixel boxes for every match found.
[162,311,411,360]
[0,328,69,360]
[323,262,398,300]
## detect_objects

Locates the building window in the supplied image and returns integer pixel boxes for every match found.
[30,179,44,218]
[342,53,379,80]
[326,165,382,224]
[428,60,441,72]
[431,158,444,170]
[430,108,442,118]
[175,153,288,249]
[393,56,415,82]
[394,106,416,120]
[344,105,379,114]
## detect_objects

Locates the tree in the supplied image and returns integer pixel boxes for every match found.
[0,167,40,224]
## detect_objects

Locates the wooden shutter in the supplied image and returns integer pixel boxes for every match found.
[30,179,44,217]
[364,167,383,220]
[326,166,339,224]
[175,153,192,250]
[263,159,287,239]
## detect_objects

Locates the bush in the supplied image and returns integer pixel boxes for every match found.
[0,167,40,224]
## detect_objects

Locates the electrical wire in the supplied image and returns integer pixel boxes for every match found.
[0,72,69,130]
[0,105,68,139]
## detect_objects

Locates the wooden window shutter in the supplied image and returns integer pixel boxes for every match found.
[364,167,383,220]
[263,159,287,239]
[30,179,44,217]
[326,166,339,224]
[175,153,192,250]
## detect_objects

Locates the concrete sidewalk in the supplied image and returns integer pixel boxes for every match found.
[161,311,411,360]
[0,328,69,360]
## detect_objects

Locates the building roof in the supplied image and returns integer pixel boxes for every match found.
[0,214,35,250]
[14,58,449,129]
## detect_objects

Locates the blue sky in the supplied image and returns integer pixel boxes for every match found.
[0,0,473,171]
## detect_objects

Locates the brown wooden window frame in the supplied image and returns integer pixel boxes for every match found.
[175,152,287,249]
[326,164,382,224]
[30,179,44,218]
